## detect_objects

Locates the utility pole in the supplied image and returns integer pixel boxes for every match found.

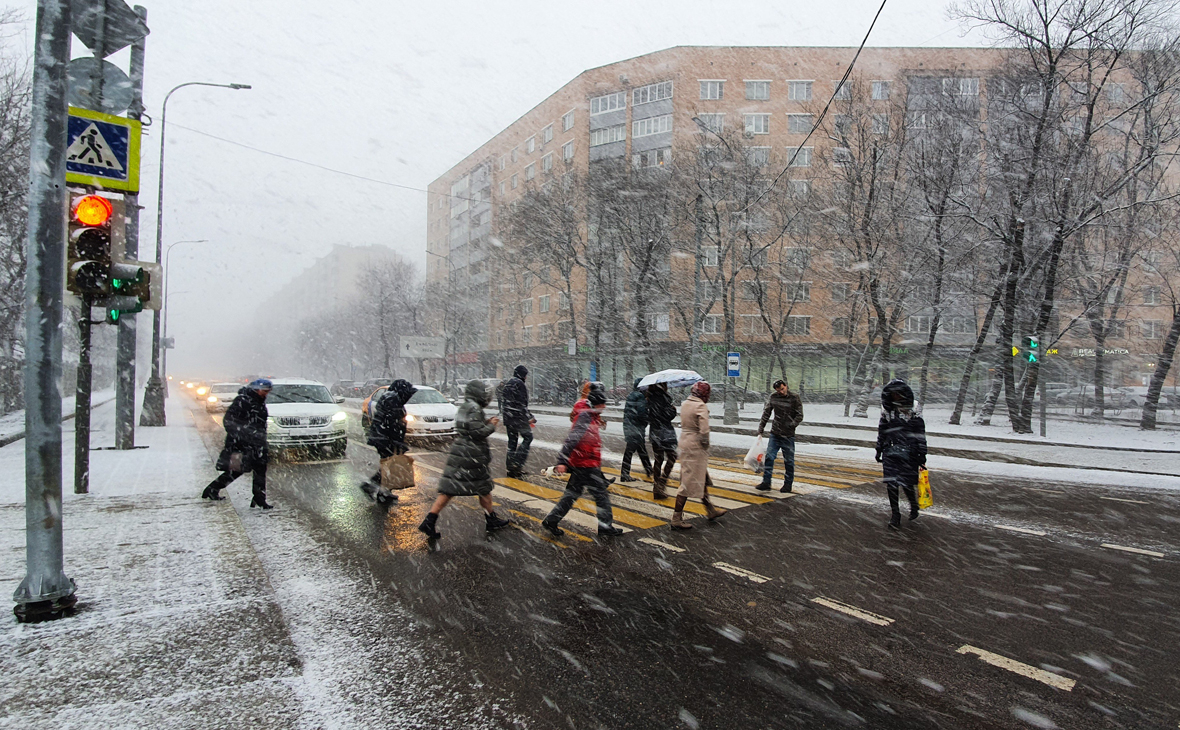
[15,0,76,622]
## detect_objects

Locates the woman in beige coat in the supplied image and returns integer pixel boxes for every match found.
[672,381,728,530]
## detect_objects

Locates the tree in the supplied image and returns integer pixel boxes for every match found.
[0,10,29,413]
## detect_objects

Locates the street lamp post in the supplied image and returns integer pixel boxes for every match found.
[141,81,251,427]
[160,239,207,394]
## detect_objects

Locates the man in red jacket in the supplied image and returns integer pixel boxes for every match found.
[541,388,624,538]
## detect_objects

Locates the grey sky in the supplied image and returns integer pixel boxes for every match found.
[16,0,989,377]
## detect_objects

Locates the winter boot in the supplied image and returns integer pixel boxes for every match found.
[201,485,224,501]
[376,488,398,505]
[619,470,632,483]
[780,481,793,493]
[418,512,441,540]
[359,481,378,500]
[909,505,920,521]
[652,482,668,501]
[670,495,693,530]
[540,517,564,537]
[888,516,901,530]
[250,496,274,509]
[597,523,624,536]
[703,497,728,522]
[485,511,510,532]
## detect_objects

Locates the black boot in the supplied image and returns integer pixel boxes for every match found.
[250,496,274,509]
[418,512,441,539]
[376,488,398,505]
[201,485,224,501]
[359,481,378,500]
[541,516,563,537]
[485,511,510,532]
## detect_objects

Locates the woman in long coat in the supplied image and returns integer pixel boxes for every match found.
[875,379,927,529]
[418,379,511,540]
[670,381,727,530]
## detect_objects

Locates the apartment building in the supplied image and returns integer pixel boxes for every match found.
[428,46,1174,396]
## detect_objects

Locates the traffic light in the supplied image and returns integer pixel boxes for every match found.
[1024,335,1040,363]
[66,194,113,296]
[101,295,143,324]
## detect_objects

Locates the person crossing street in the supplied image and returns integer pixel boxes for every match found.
[645,382,678,500]
[876,379,927,530]
[202,379,274,509]
[670,381,726,530]
[501,365,536,478]
[361,379,415,504]
[756,379,804,493]
[541,388,624,538]
[619,379,653,482]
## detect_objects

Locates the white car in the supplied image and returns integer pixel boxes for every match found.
[264,378,349,458]
[404,386,458,443]
[204,382,242,413]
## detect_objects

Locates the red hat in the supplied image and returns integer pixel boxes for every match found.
[691,381,711,401]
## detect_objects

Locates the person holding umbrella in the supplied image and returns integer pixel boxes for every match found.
[619,378,653,483]
[671,381,727,530]
[637,369,702,500]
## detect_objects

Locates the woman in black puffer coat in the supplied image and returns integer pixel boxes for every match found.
[875,379,927,530]
[646,382,679,497]
[418,379,510,541]
[361,378,416,503]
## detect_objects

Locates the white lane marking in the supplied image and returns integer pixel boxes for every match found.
[956,645,1076,691]
[836,496,873,505]
[712,562,771,584]
[1099,496,1150,505]
[811,597,895,626]
[1101,543,1166,558]
[638,537,686,553]
[918,510,947,518]
[995,524,1048,537]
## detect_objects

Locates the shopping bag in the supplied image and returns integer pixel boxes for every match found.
[917,467,933,509]
[380,454,416,489]
[744,435,766,472]
[215,450,244,472]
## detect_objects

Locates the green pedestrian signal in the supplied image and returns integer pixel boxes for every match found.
[1024,336,1039,363]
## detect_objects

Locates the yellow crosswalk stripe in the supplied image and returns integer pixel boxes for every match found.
[598,466,772,505]
[496,477,666,529]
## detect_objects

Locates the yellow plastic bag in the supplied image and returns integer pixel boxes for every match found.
[917,467,933,509]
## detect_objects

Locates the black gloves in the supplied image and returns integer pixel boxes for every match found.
[875,449,883,463]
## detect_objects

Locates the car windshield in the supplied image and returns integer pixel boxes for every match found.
[267,384,334,404]
[212,383,239,394]
[407,389,448,404]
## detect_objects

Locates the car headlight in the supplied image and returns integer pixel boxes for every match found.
[196,387,208,396]
[207,396,218,403]
[331,411,347,422]
[405,414,416,423]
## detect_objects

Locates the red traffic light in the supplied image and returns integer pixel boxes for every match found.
[72,195,113,227]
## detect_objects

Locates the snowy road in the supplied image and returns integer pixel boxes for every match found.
[190,398,1180,729]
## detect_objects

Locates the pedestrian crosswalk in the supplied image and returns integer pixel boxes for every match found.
[410,452,880,542]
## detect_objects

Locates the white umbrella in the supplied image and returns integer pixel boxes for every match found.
[637,369,703,390]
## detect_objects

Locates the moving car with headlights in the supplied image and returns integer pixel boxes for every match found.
[204,382,242,412]
[361,385,457,443]
[264,378,349,459]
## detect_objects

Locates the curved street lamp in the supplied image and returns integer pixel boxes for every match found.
[141,82,251,426]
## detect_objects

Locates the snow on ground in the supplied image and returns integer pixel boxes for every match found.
[0,388,115,445]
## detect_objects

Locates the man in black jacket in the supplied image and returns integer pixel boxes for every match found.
[362,379,416,503]
[501,365,536,478]
[619,379,652,482]
[756,379,804,493]
[202,379,274,508]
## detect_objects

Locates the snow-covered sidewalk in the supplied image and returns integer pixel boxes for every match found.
[0,388,115,447]
[0,396,305,727]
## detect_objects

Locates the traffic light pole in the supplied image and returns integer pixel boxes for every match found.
[15,0,76,622]
[75,298,92,494]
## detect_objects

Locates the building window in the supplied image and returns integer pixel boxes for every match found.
[696,113,725,133]
[497,156,506,171]
[832,250,852,270]
[557,319,573,338]
[832,147,853,166]
[511,147,519,163]
[745,80,770,100]
[498,181,506,196]
[633,80,673,105]
[633,114,673,137]
[784,316,811,336]
[525,163,536,181]
[786,282,812,302]
[741,281,760,300]
[562,140,574,161]
[833,81,851,100]
[644,312,670,332]
[906,315,932,334]
[511,174,518,189]
[787,147,813,167]
[957,77,980,96]
[871,114,889,135]
[831,317,850,337]
[948,316,974,334]
[786,179,810,199]
[521,298,532,316]
[907,111,928,129]
[1107,83,1126,103]
[788,80,813,101]
[741,315,769,336]
[537,323,551,343]
[526,136,535,154]
[562,110,575,131]
[589,124,626,146]
[1144,286,1161,305]
[787,114,813,134]
[784,247,812,270]
[559,291,570,310]
[702,314,722,334]
[703,246,719,267]
[747,147,770,167]
[633,147,671,169]
[830,282,850,303]
[590,91,625,115]
[542,125,553,144]
[699,80,724,100]
[539,294,550,313]
[542,153,553,172]
[1144,320,1164,339]
[522,326,532,345]
[871,80,890,100]
[744,114,770,135]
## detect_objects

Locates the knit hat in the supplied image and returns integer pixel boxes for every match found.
[587,388,607,406]
[248,378,273,391]
[691,381,711,402]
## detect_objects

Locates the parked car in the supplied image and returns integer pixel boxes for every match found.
[361,385,458,443]
[1054,385,1131,409]
[264,378,348,459]
[204,382,242,413]
[330,380,360,398]
[361,378,392,396]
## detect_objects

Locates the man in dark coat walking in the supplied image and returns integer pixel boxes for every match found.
[202,379,274,508]
[361,379,416,503]
[756,379,804,493]
[876,379,927,530]
[501,365,536,478]
[619,378,653,483]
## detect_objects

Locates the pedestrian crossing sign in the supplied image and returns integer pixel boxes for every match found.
[66,107,141,192]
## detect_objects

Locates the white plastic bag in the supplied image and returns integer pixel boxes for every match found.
[744,435,766,472]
